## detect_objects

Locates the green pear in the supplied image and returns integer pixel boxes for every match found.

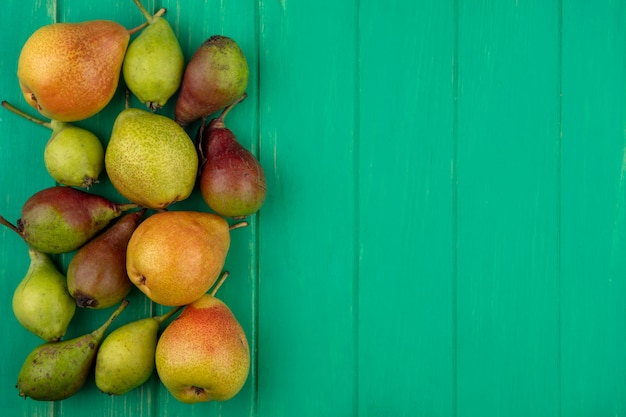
[17,300,129,401]
[95,306,181,395]
[0,215,76,341]
[155,275,250,403]
[15,186,138,254]
[13,248,77,342]
[123,0,184,111]
[1,100,104,189]
[105,108,198,209]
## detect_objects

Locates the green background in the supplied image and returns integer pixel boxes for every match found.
[1,0,625,416]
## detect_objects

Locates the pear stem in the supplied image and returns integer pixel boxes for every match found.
[0,215,21,236]
[133,0,156,24]
[212,93,248,129]
[92,300,129,339]
[210,271,230,297]
[229,221,249,231]
[1,100,52,129]
[118,203,140,212]
[127,7,166,34]
[154,306,182,324]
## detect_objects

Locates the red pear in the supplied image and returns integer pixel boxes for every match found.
[198,94,266,218]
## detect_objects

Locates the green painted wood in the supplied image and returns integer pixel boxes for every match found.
[0,4,58,417]
[357,2,456,416]
[456,1,561,416]
[256,0,357,415]
[561,2,626,416]
[2,1,626,416]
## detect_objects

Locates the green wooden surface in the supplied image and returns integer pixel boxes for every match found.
[1,1,626,416]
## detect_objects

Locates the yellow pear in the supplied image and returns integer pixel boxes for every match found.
[126,211,230,306]
[105,108,198,209]
[17,20,130,122]
[155,292,250,403]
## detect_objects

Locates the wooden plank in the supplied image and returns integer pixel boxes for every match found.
[357,1,456,416]
[561,2,626,415]
[0,2,62,416]
[256,0,358,415]
[456,1,561,416]
[50,3,158,417]
[156,0,259,416]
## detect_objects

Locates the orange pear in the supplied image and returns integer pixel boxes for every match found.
[126,211,231,306]
[155,289,250,403]
[17,20,130,122]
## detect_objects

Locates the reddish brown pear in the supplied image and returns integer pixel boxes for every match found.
[199,94,266,218]
[174,35,249,127]
[67,209,146,309]
[16,186,138,254]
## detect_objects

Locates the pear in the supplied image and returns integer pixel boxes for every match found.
[16,300,129,401]
[95,306,181,395]
[174,35,249,126]
[1,100,104,188]
[126,210,242,306]
[123,0,184,111]
[155,276,250,403]
[15,186,138,254]
[105,108,198,209]
[12,248,77,342]
[199,94,266,218]
[1,215,76,341]
[17,20,131,122]
[67,209,146,309]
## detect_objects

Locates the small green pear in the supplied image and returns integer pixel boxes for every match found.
[1,100,104,188]
[13,248,77,341]
[105,108,198,209]
[95,306,181,395]
[0,215,76,341]
[123,1,184,111]
[17,300,129,401]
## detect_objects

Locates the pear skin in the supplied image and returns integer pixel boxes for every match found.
[12,248,76,341]
[16,186,137,254]
[16,300,128,401]
[17,20,130,122]
[155,294,250,403]
[174,35,249,126]
[95,306,181,395]
[105,108,198,209]
[126,211,230,306]
[1,101,104,188]
[67,210,146,309]
[199,95,266,218]
[0,216,76,341]
[123,0,184,110]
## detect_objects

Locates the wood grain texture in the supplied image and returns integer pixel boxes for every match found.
[456,1,561,416]
[561,1,626,416]
[357,1,456,416]
[256,0,358,415]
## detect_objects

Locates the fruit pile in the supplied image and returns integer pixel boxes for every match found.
[0,0,265,404]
